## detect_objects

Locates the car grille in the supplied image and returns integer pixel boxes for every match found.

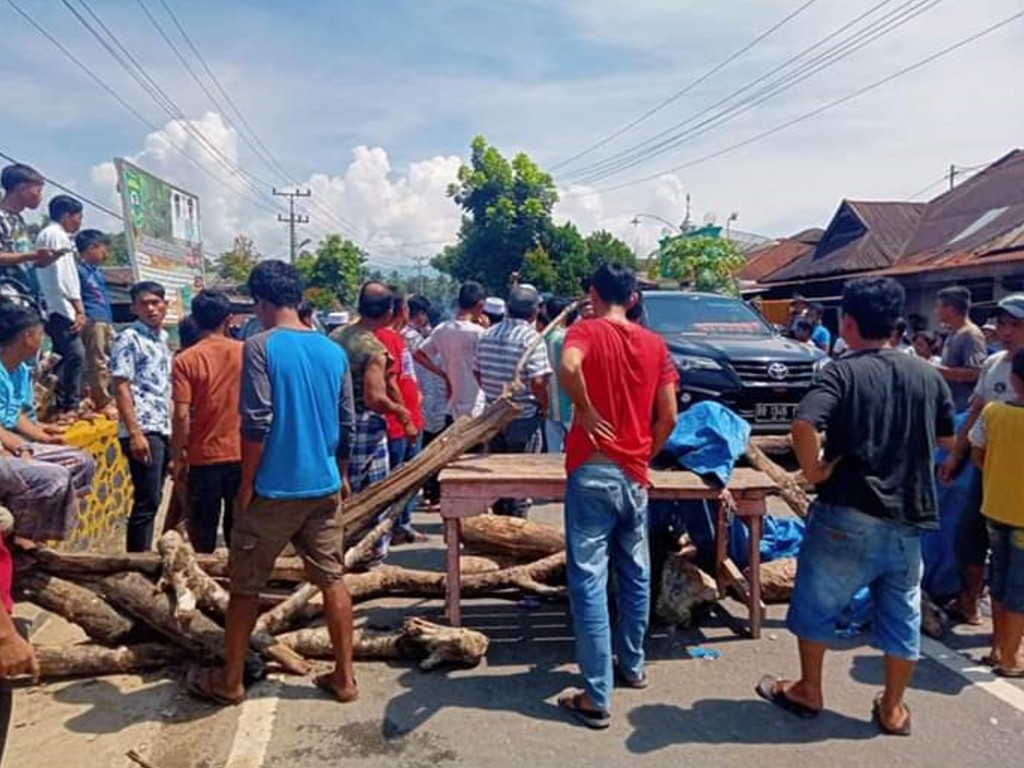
[730,360,816,386]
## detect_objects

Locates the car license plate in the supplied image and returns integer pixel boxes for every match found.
[755,403,797,422]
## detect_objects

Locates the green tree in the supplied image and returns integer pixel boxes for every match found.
[296,234,366,309]
[520,246,558,293]
[434,136,558,292]
[216,235,262,286]
[658,235,745,295]
[584,229,636,270]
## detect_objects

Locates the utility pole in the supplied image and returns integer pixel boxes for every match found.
[411,255,429,295]
[949,164,957,191]
[273,188,311,263]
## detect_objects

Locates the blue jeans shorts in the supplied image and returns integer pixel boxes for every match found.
[987,521,1024,613]
[787,502,923,660]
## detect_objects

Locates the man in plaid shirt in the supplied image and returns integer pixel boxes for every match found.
[476,285,552,517]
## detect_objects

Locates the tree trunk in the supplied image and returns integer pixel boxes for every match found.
[254,582,319,636]
[753,557,797,603]
[656,553,718,626]
[35,643,184,680]
[744,443,810,518]
[277,617,490,670]
[461,514,565,561]
[16,568,138,646]
[157,532,197,627]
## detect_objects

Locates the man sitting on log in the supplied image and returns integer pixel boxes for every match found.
[556,262,678,729]
[0,301,95,522]
[186,260,358,705]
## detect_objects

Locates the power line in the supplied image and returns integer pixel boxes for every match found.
[550,0,824,172]
[273,188,311,264]
[0,148,124,221]
[563,8,1024,199]
[566,0,943,184]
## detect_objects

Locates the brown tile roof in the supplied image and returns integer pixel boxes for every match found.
[737,238,814,281]
[765,200,925,283]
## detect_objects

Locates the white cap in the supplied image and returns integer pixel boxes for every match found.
[483,297,506,316]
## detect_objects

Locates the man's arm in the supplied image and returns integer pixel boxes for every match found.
[56,253,85,331]
[337,368,356,498]
[650,382,678,457]
[114,378,151,464]
[0,602,39,682]
[237,337,273,512]
[971,446,986,470]
[560,345,614,444]
[937,365,982,384]
[0,425,32,456]
[170,402,191,478]
[529,376,550,415]
[13,414,59,445]
[791,419,840,485]
[938,395,984,484]
[364,357,412,423]
[413,348,448,381]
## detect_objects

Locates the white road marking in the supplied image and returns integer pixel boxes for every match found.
[921,636,1024,712]
[224,678,283,768]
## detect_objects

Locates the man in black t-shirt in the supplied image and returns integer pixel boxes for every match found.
[755,277,955,737]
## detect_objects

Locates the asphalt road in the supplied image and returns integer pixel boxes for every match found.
[8,502,1024,768]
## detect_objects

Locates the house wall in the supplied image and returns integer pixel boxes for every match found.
[898,262,1024,327]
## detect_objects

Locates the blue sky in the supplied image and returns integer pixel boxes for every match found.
[2,0,1023,266]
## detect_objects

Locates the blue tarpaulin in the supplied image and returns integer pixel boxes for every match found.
[664,402,751,487]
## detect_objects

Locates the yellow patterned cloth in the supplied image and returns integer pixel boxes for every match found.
[61,418,131,552]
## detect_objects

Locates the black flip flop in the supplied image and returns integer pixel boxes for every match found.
[872,694,912,736]
[994,666,1024,679]
[558,690,610,730]
[754,675,821,719]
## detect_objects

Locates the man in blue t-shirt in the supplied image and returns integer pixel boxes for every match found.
[75,229,116,416]
[186,260,357,707]
[807,302,831,353]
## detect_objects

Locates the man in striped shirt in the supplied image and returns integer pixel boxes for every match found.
[476,285,552,517]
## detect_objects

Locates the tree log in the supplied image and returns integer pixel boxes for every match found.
[744,443,809,518]
[753,557,797,603]
[157,532,197,627]
[748,434,794,456]
[278,617,489,670]
[16,568,138,646]
[461,514,565,561]
[254,582,319,636]
[656,553,718,626]
[35,643,184,680]
[343,489,417,566]
[341,397,521,534]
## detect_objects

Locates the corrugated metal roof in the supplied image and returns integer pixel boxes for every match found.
[737,238,814,281]
[765,200,925,283]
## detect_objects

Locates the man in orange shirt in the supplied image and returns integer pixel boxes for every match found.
[171,290,244,552]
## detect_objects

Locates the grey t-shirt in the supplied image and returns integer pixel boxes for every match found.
[942,322,987,412]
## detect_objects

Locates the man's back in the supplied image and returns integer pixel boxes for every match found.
[242,328,353,499]
[173,335,244,465]
[942,321,987,411]
[332,324,388,414]
[563,318,676,485]
[477,319,550,415]
[797,350,955,527]
[422,319,485,418]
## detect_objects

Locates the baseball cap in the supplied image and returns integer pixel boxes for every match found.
[483,296,506,316]
[507,285,541,315]
[997,294,1024,319]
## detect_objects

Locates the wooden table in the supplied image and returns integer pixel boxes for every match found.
[438,454,778,638]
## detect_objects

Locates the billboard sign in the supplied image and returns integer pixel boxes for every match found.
[115,158,204,321]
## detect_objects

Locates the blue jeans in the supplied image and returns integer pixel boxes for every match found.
[564,461,650,712]
[787,501,923,660]
[388,434,422,533]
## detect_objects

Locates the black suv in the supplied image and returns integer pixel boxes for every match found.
[642,291,828,433]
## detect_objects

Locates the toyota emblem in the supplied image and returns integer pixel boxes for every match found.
[767,362,789,381]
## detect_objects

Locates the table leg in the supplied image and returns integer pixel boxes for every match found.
[715,499,729,598]
[747,512,764,639]
[444,516,462,627]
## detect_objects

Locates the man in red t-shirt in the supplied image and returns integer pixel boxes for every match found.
[375,290,425,544]
[556,263,678,730]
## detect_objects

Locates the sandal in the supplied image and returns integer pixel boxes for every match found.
[872,693,912,736]
[754,675,821,719]
[994,666,1024,678]
[185,665,245,707]
[614,667,649,690]
[557,689,610,730]
[944,600,983,627]
[313,672,359,703]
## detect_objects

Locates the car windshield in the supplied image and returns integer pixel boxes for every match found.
[644,293,772,337]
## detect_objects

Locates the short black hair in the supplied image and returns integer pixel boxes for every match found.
[938,286,971,316]
[130,280,166,302]
[841,277,905,340]
[75,229,109,253]
[48,195,83,221]
[913,330,940,355]
[545,296,571,320]
[248,260,304,308]
[178,315,201,350]
[808,302,825,315]
[1,163,44,193]
[408,295,431,318]
[298,300,314,323]
[0,301,43,345]
[191,289,232,331]
[357,281,393,320]
[458,281,485,310]
[590,262,636,306]
[794,319,813,334]
[626,291,645,323]
[1012,348,1024,382]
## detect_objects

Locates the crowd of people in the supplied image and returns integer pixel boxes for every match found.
[0,158,1023,739]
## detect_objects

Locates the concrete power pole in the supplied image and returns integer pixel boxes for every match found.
[273,188,311,263]
[411,255,429,295]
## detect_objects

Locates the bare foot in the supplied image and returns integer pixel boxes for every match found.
[313,672,359,703]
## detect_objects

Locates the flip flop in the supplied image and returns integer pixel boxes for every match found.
[557,690,610,730]
[754,675,821,719]
[614,667,649,690]
[313,672,359,703]
[994,666,1024,678]
[872,693,912,736]
[185,665,245,707]
[944,601,984,626]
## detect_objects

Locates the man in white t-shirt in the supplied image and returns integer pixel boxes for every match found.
[35,195,86,416]
[939,294,1024,627]
[414,281,486,420]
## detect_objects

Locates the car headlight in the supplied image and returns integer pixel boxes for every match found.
[673,354,723,372]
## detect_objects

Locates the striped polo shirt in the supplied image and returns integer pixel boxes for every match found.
[476,318,552,419]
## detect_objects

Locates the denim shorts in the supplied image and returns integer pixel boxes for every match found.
[987,521,1024,613]
[787,502,923,660]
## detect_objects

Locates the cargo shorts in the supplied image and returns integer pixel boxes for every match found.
[228,493,344,596]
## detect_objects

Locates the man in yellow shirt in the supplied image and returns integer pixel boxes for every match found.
[970,347,1024,677]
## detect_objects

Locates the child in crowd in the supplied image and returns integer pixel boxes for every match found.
[970,347,1024,677]
[912,330,943,365]
[75,229,116,418]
